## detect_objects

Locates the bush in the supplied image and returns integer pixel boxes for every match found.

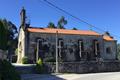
[0,59,20,80]
[35,58,44,74]
[22,56,29,64]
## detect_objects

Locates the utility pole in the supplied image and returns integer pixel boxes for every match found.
[36,40,39,62]
[56,31,58,73]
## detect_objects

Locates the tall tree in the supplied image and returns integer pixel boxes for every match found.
[47,22,56,28]
[0,20,8,50]
[0,19,18,54]
[57,16,67,29]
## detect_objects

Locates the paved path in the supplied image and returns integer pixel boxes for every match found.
[21,72,120,80]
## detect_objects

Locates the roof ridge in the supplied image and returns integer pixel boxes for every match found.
[29,27,96,32]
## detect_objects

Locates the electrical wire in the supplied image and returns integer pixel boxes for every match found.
[39,0,120,39]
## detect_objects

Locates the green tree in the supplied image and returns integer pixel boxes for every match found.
[72,27,77,30]
[57,16,67,29]
[35,58,43,73]
[0,60,20,80]
[0,20,8,50]
[47,22,56,28]
[0,19,18,55]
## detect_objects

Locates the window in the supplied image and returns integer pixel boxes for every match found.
[36,39,43,60]
[78,40,84,58]
[106,47,111,54]
[93,40,100,56]
[58,38,64,57]
[58,39,64,48]
[38,39,43,49]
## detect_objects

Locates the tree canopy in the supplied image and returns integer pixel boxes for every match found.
[72,27,77,30]
[0,19,18,51]
[57,16,67,29]
[0,21,8,50]
[47,16,67,29]
[47,22,56,28]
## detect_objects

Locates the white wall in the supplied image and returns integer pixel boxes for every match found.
[17,27,25,63]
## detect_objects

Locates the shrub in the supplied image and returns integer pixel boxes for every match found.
[22,56,29,64]
[0,59,20,80]
[35,58,44,74]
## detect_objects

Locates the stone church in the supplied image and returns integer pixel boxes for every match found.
[17,8,117,63]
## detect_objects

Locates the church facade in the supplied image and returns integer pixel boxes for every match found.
[17,8,117,63]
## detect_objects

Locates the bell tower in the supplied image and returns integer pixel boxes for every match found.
[20,7,26,27]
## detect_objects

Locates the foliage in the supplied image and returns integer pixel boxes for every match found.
[22,56,29,64]
[0,19,18,54]
[47,16,67,29]
[15,48,18,55]
[0,21,8,50]
[37,58,43,65]
[35,58,43,74]
[0,60,20,80]
[72,27,77,30]
[47,22,56,28]
[57,16,67,29]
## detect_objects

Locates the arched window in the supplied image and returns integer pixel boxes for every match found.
[58,38,64,48]
[36,39,43,61]
[58,38,64,57]
[93,39,100,56]
[78,40,84,58]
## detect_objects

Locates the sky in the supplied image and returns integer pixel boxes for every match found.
[0,0,120,42]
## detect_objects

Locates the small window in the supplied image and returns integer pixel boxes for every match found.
[106,47,111,54]
[78,40,84,51]
[78,40,84,58]
[58,39,64,48]
[93,39,100,55]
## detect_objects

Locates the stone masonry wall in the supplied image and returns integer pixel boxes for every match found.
[27,32,107,62]
[14,61,120,74]
[44,61,120,73]
[103,41,117,60]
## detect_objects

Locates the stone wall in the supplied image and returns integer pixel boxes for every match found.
[14,61,120,74]
[26,32,117,62]
[17,29,117,63]
[44,61,120,73]
[27,32,105,62]
[103,41,117,60]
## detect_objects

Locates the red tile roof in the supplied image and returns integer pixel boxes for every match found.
[27,28,101,36]
[103,35,114,41]
[27,27,115,41]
